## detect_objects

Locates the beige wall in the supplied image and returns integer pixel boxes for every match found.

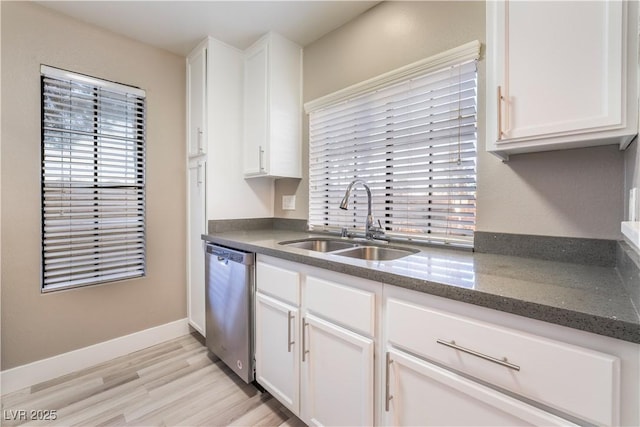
[275,1,624,240]
[1,2,186,370]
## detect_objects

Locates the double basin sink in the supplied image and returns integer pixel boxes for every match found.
[278,237,419,261]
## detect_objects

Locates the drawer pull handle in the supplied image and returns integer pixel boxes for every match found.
[287,311,295,353]
[259,146,265,173]
[385,351,393,412]
[197,127,204,153]
[436,339,520,371]
[497,86,505,140]
[196,162,203,186]
[302,318,309,362]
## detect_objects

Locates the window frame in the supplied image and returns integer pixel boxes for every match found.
[40,65,147,292]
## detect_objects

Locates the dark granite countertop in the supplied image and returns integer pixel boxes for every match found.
[202,229,640,344]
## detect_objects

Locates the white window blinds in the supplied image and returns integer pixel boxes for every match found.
[307,56,477,248]
[41,66,146,291]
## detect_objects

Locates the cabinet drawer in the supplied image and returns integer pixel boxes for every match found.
[385,348,576,426]
[305,275,375,336]
[256,261,300,305]
[386,298,619,426]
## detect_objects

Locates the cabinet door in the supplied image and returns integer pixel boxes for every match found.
[267,33,302,179]
[255,292,300,415]
[503,1,624,139]
[187,159,206,335]
[486,0,636,157]
[243,39,268,176]
[187,46,207,157]
[383,348,576,427]
[302,314,374,427]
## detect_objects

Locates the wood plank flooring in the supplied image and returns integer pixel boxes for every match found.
[1,333,306,427]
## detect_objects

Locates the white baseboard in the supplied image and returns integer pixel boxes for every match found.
[0,318,190,395]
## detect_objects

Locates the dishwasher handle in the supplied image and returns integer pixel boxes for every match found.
[206,244,255,266]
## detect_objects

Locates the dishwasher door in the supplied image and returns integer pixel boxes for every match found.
[205,244,255,383]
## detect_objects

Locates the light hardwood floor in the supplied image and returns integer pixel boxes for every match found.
[1,333,306,427]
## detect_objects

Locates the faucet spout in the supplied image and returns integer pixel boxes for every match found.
[339,179,371,212]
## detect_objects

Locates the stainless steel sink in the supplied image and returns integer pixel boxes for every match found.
[279,237,419,261]
[279,238,359,252]
[333,245,419,261]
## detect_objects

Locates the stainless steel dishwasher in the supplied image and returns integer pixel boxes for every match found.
[205,243,255,383]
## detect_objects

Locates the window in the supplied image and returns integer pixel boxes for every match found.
[306,42,479,248]
[41,66,146,291]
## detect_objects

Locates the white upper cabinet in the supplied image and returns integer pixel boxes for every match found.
[486,0,638,160]
[243,32,302,178]
[187,46,207,158]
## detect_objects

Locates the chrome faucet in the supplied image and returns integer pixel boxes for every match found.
[339,179,386,241]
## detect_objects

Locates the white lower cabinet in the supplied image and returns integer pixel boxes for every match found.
[383,348,574,426]
[186,158,206,335]
[302,314,374,426]
[255,256,638,426]
[255,256,378,426]
[384,295,619,426]
[255,292,300,414]
[382,286,634,427]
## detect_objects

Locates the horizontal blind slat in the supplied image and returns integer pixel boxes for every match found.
[309,123,477,158]
[311,61,477,123]
[309,85,477,137]
[44,272,145,290]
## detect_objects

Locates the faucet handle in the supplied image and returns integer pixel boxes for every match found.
[369,219,390,242]
[369,219,384,232]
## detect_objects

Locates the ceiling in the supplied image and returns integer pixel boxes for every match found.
[35,1,381,56]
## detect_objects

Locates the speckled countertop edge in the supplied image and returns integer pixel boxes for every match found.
[203,230,640,344]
